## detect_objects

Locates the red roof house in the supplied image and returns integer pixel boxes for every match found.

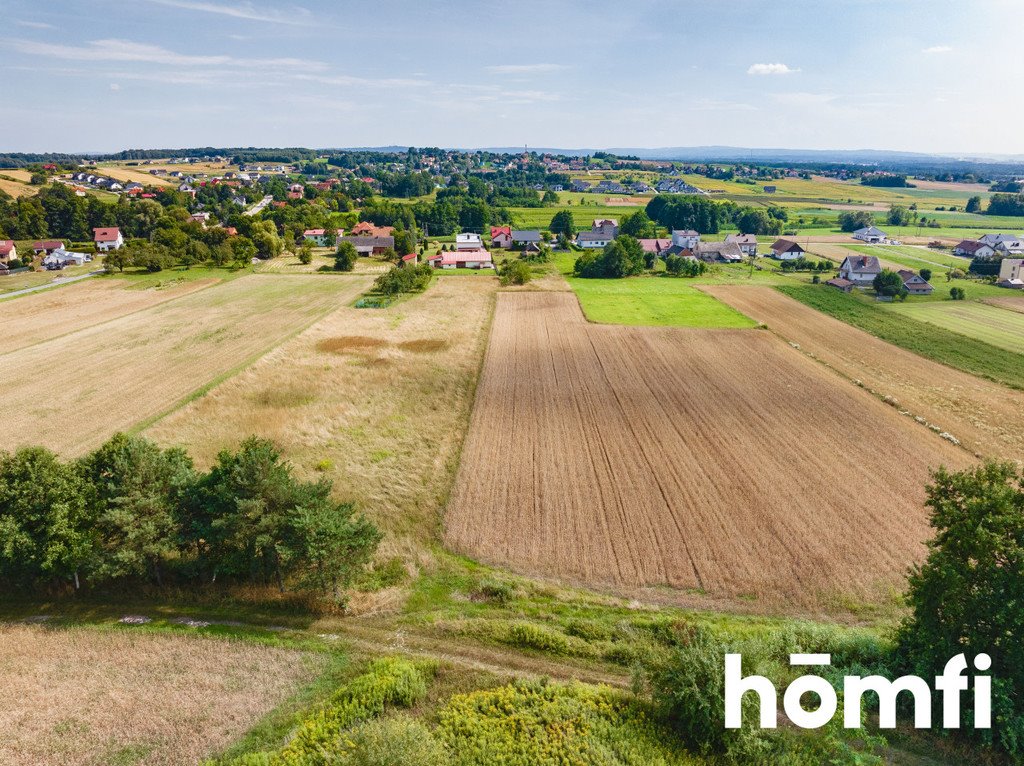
[93,227,124,251]
[32,240,65,254]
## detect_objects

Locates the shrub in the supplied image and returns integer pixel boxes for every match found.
[335,241,358,271]
[564,618,613,642]
[498,258,531,286]
[474,577,516,605]
[372,264,432,296]
[330,715,446,766]
[505,622,569,654]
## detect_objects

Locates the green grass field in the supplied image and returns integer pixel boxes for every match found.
[554,251,757,328]
[843,244,968,272]
[778,284,1024,389]
[886,300,1024,354]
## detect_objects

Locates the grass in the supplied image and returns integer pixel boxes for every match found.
[553,251,757,328]
[843,243,968,272]
[886,300,1024,353]
[778,283,1024,390]
[0,261,99,296]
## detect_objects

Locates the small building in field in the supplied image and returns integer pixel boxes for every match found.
[93,227,124,251]
[838,254,881,286]
[400,253,418,266]
[725,233,758,256]
[32,240,65,255]
[303,228,335,247]
[826,277,855,293]
[897,269,934,295]
[428,248,493,270]
[770,238,805,260]
[998,258,1024,288]
[575,231,612,249]
[490,226,512,248]
[853,226,887,244]
[456,233,483,251]
[339,235,395,256]
[953,240,995,259]
[0,240,17,263]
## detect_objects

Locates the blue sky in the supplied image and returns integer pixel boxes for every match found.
[1,0,1022,154]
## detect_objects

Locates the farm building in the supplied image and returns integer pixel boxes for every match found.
[998,258,1024,288]
[994,238,1024,256]
[769,238,805,260]
[490,226,512,248]
[980,233,1021,247]
[826,277,855,293]
[456,233,483,251]
[693,241,744,263]
[350,222,395,237]
[953,240,995,259]
[853,226,887,243]
[428,249,493,270]
[511,230,542,246]
[43,248,89,269]
[671,229,701,249]
[0,240,17,263]
[93,227,124,251]
[338,235,395,256]
[897,270,934,295]
[638,238,670,256]
[575,231,612,249]
[838,254,882,286]
[400,253,418,266]
[32,240,65,255]
[725,233,758,256]
[303,228,335,247]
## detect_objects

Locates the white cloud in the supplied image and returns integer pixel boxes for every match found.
[486,63,567,75]
[110,83,121,90]
[747,62,800,76]
[922,45,952,54]
[141,0,312,25]
[6,39,326,71]
[16,20,55,29]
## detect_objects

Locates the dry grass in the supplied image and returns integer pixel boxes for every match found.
[0,275,368,456]
[0,175,35,198]
[145,277,497,562]
[983,295,1024,315]
[0,278,218,355]
[255,254,391,275]
[704,285,1024,463]
[446,291,969,613]
[92,167,176,187]
[0,624,322,766]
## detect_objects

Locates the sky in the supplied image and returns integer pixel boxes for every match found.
[1,0,1023,155]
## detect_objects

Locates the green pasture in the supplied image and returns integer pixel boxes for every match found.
[885,300,1024,353]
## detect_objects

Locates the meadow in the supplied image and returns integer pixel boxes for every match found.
[886,299,1024,353]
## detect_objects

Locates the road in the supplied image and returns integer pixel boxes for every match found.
[0,269,104,300]
[243,195,274,216]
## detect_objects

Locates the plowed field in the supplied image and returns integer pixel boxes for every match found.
[446,292,969,611]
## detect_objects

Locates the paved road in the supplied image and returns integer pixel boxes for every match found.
[0,269,104,300]
[243,195,274,216]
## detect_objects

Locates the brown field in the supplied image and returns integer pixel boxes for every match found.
[255,253,391,275]
[0,274,368,456]
[983,295,1024,314]
[703,285,1024,463]
[0,278,218,355]
[146,276,498,562]
[806,242,906,270]
[0,175,35,198]
[0,624,322,766]
[445,292,968,612]
[93,166,176,187]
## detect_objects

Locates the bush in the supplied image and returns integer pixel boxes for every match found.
[329,715,446,766]
[474,577,516,605]
[498,258,531,286]
[335,241,358,271]
[505,622,569,654]
[372,264,432,296]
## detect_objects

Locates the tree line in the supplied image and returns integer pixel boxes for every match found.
[0,434,381,599]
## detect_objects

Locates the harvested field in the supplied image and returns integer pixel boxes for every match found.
[888,300,1024,353]
[0,275,368,456]
[0,624,322,766]
[146,277,497,561]
[0,277,218,355]
[446,292,969,612]
[984,295,1024,315]
[703,285,1024,463]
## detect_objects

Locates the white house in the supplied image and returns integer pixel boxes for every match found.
[575,231,612,249]
[428,249,494,270]
[725,233,758,256]
[953,240,995,259]
[998,258,1024,288]
[490,226,512,248]
[769,238,805,260]
[980,233,1021,247]
[93,227,124,251]
[0,240,17,264]
[671,229,701,249]
[838,254,882,286]
[43,248,89,269]
[853,226,887,243]
[455,233,483,251]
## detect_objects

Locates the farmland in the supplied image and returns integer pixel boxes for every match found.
[887,299,1024,353]
[0,624,324,766]
[0,274,368,456]
[704,285,1024,463]
[445,291,968,611]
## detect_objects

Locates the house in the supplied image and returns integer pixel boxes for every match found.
[725,233,758,257]
[897,270,934,295]
[43,248,89,269]
[0,240,16,263]
[490,226,512,248]
[638,238,670,256]
[693,241,744,263]
[510,230,542,246]
[953,240,995,259]
[770,239,805,260]
[32,240,65,255]
[838,254,882,286]
[400,253,418,266]
[998,259,1024,288]
[570,180,591,193]
[575,231,612,249]
[93,227,124,251]
[455,233,483,251]
[338,235,394,256]
[188,212,210,226]
[853,226,887,244]
[592,218,619,237]
[303,228,335,247]
[350,222,395,237]
[671,229,701,249]
[428,248,493,270]
[979,233,1021,247]
[994,238,1024,256]
[826,277,854,293]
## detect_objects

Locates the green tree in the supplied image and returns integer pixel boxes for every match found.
[620,210,655,238]
[966,195,983,214]
[498,258,532,286]
[887,205,911,226]
[919,268,932,282]
[872,268,907,298]
[297,240,314,265]
[230,235,257,267]
[549,210,575,237]
[837,210,876,232]
[335,240,358,271]
[896,463,1024,756]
